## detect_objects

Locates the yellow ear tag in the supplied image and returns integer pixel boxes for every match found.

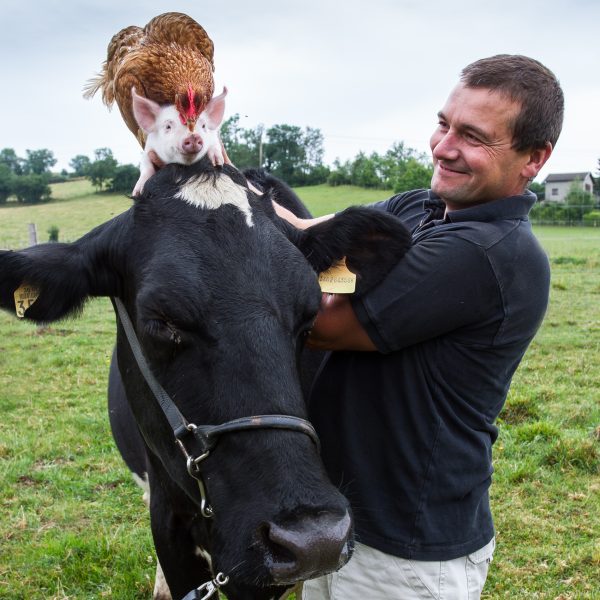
[14,284,40,318]
[318,258,357,294]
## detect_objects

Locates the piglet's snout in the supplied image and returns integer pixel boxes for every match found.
[181,133,203,154]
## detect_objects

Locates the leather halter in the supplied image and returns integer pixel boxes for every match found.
[113,297,321,518]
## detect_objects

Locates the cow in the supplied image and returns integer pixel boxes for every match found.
[0,159,411,600]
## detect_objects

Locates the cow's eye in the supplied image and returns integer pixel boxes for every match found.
[144,318,182,345]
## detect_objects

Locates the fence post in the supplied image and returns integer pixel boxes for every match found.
[28,223,38,246]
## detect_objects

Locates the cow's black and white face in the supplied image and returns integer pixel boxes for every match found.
[0,161,411,600]
[123,168,352,596]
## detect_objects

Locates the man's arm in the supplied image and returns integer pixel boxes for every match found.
[272,202,334,229]
[273,201,378,352]
[308,293,376,351]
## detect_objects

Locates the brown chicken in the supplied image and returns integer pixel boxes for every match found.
[84,12,215,148]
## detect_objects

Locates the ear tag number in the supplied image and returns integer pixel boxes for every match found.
[318,258,357,294]
[14,284,40,318]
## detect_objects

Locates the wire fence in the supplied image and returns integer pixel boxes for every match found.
[529,204,600,227]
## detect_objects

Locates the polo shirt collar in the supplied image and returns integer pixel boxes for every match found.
[424,189,537,223]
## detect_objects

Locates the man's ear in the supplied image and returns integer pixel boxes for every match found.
[522,142,553,180]
[296,206,412,293]
[0,217,126,323]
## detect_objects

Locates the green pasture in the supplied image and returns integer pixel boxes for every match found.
[0,181,598,598]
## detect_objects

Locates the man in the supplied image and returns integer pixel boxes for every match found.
[275,54,564,598]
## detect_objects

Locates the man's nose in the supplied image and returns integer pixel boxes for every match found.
[431,130,460,161]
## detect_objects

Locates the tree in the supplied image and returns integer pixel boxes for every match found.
[109,164,140,193]
[392,158,433,193]
[528,181,544,201]
[11,174,51,203]
[70,154,92,177]
[221,115,328,185]
[349,152,381,188]
[263,124,328,186]
[88,148,118,190]
[220,114,264,169]
[0,164,13,203]
[563,180,595,223]
[24,149,57,175]
[326,141,433,190]
[0,148,24,175]
[264,124,306,184]
[327,158,352,186]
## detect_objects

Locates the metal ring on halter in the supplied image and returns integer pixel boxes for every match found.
[176,435,214,518]
[181,572,229,600]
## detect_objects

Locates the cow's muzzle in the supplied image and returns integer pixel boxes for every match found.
[262,511,352,584]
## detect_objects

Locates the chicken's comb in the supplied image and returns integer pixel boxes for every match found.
[176,84,200,127]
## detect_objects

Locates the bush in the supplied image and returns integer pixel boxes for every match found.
[109,164,140,193]
[583,210,600,226]
[11,174,51,203]
[0,164,13,203]
[47,225,59,242]
[48,173,69,184]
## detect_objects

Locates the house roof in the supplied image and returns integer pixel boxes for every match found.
[544,172,593,183]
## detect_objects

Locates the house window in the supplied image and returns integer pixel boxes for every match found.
[552,188,559,196]
[585,184,591,192]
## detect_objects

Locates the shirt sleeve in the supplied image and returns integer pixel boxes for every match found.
[351,232,500,353]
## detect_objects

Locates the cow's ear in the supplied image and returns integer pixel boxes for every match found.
[297,207,412,293]
[0,219,125,323]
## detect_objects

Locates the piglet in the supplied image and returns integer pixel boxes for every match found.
[131,86,228,196]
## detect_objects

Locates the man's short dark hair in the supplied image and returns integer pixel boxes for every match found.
[460,54,564,152]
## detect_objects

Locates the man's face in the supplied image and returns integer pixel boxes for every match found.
[429,83,533,210]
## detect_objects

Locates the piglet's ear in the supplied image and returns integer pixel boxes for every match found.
[298,207,412,294]
[131,87,161,133]
[204,86,227,129]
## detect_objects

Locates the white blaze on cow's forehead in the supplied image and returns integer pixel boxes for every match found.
[175,175,254,226]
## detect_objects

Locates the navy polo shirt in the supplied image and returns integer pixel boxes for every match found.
[309,189,550,561]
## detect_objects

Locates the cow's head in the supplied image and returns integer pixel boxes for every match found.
[0,161,410,599]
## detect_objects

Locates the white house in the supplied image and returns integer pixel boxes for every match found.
[543,172,595,202]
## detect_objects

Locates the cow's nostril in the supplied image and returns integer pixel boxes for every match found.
[260,523,297,566]
[261,511,352,584]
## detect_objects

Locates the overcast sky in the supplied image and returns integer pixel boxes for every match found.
[1,0,598,183]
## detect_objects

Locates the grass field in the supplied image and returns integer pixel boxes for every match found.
[0,182,598,599]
